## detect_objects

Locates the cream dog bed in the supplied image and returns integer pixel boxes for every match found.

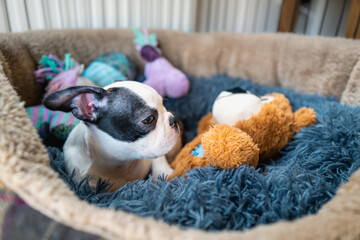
[0,29,360,240]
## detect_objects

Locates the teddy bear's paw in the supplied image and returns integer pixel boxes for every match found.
[294,107,317,132]
[202,125,260,169]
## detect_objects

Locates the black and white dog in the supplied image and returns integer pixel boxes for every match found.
[44,81,181,191]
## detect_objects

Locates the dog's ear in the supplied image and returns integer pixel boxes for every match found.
[44,86,108,123]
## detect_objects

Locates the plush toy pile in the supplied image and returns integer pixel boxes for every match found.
[27,52,135,141]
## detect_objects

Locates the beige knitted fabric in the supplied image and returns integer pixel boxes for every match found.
[0,29,359,240]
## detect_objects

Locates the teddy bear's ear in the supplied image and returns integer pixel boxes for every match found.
[225,87,247,94]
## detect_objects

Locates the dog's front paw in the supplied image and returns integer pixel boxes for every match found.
[151,156,174,181]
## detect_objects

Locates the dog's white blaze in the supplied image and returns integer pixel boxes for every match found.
[105,81,162,109]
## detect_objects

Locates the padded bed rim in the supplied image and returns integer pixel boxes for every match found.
[0,29,359,239]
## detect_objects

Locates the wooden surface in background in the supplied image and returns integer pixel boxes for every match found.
[345,0,360,38]
[278,0,301,32]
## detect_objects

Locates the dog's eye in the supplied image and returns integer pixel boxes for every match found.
[142,115,155,124]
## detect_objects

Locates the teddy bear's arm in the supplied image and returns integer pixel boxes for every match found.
[168,135,209,180]
[197,113,216,135]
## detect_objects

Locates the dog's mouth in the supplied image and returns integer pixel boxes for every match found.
[172,114,183,135]
[172,122,180,133]
[172,115,186,147]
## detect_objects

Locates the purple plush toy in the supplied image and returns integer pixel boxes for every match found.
[132,27,190,98]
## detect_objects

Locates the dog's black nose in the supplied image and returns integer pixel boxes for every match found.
[169,115,176,126]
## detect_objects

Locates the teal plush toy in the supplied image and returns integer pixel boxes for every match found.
[82,52,136,87]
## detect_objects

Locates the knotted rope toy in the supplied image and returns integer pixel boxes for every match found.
[35,53,82,98]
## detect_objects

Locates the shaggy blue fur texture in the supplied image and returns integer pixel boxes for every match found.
[48,74,360,231]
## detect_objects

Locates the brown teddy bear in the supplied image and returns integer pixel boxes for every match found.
[168,88,317,179]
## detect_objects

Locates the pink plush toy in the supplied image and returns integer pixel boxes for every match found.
[132,27,190,98]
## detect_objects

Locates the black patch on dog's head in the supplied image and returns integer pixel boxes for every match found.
[95,87,158,142]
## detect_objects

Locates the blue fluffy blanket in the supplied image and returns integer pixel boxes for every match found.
[48,74,360,231]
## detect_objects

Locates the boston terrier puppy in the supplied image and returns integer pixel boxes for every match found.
[44,81,181,191]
